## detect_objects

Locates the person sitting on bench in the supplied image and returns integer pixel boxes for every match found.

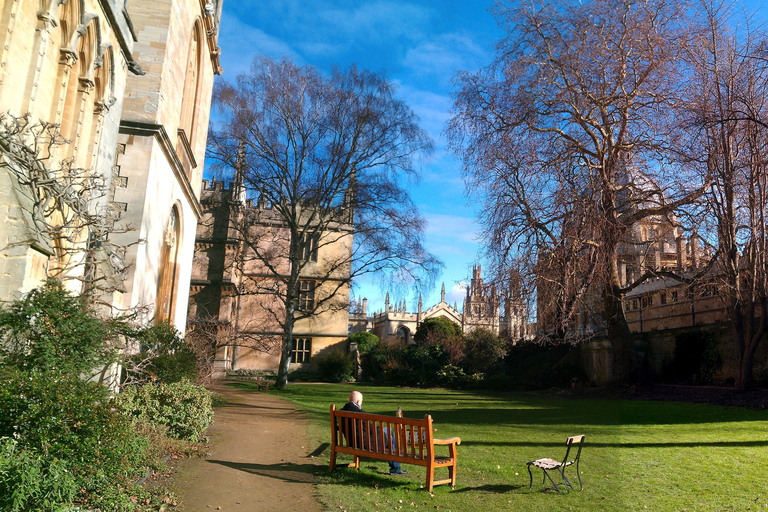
[341,391,408,476]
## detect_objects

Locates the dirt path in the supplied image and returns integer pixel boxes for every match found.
[171,383,324,512]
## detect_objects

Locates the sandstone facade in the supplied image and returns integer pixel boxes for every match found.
[0,0,222,336]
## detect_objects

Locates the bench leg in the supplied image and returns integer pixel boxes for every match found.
[426,465,435,493]
[354,456,360,471]
[448,463,457,489]
[330,450,337,473]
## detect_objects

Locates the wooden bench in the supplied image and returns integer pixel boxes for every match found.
[255,376,269,391]
[329,405,461,492]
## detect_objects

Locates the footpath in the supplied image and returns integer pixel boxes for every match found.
[171,383,324,512]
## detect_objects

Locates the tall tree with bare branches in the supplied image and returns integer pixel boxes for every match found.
[681,2,768,391]
[447,0,709,383]
[207,58,440,388]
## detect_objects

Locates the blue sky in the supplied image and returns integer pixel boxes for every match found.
[213,0,768,315]
[215,0,504,313]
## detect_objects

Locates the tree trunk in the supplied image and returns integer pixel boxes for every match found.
[275,312,295,390]
[605,282,634,384]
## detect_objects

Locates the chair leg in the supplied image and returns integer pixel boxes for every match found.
[542,469,563,495]
[354,456,360,471]
[329,450,337,473]
[527,464,534,490]
[448,463,457,489]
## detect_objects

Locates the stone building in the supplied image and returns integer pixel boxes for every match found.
[359,265,529,345]
[108,0,222,332]
[0,0,138,299]
[188,174,353,373]
[0,0,222,335]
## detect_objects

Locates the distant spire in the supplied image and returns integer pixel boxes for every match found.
[233,140,247,203]
[403,298,406,312]
[441,283,446,303]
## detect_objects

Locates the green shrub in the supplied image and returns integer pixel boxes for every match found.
[348,331,379,353]
[413,317,463,345]
[125,321,199,384]
[463,328,507,374]
[0,368,148,510]
[114,380,213,441]
[0,437,77,512]
[318,351,355,383]
[0,280,115,375]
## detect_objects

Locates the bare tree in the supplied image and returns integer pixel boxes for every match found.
[207,58,441,389]
[447,0,709,383]
[681,2,768,391]
[0,112,129,297]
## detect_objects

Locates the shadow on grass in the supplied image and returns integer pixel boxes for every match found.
[309,443,329,457]
[452,483,526,494]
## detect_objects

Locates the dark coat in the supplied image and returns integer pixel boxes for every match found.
[340,401,368,449]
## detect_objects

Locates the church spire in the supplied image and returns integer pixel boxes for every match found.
[441,282,446,303]
[233,140,247,204]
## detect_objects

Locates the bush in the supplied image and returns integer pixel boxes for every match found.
[318,351,355,383]
[125,321,199,384]
[0,368,148,510]
[0,280,115,375]
[114,380,213,441]
[463,328,507,374]
[0,437,77,512]
[413,317,463,346]
[349,331,379,354]
[367,342,449,387]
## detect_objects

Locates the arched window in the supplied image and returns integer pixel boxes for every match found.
[156,207,181,324]
[179,20,203,143]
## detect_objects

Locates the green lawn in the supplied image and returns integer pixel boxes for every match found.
[233,382,768,511]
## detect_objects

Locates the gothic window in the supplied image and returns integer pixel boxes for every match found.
[179,20,203,144]
[298,280,315,311]
[156,207,181,323]
[300,232,319,262]
[660,293,667,305]
[291,337,312,363]
[671,291,679,302]
[396,326,409,344]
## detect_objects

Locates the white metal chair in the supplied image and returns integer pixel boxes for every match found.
[527,435,584,494]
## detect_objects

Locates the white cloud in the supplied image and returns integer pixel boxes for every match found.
[403,32,488,81]
[425,213,480,244]
[445,281,468,305]
[317,2,432,44]
[218,15,302,78]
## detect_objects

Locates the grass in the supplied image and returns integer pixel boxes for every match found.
[230,381,768,511]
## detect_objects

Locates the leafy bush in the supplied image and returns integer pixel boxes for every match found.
[318,351,355,383]
[413,317,463,345]
[463,328,507,374]
[0,280,115,375]
[0,437,77,512]
[125,321,199,384]
[114,380,213,441]
[367,342,449,387]
[0,368,148,510]
[348,331,379,353]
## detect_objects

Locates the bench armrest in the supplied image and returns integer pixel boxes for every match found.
[433,437,461,446]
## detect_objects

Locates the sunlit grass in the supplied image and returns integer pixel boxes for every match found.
[230,381,768,511]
